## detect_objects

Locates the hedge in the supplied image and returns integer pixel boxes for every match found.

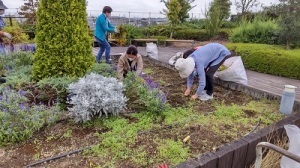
[144,24,231,41]
[225,43,300,79]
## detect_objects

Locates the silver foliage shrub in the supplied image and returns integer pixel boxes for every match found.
[68,73,127,122]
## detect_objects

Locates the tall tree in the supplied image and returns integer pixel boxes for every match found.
[235,0,260,15]
[165,0,182,38]
[161,0,196,23]
[277,0,300,49]
[205,1,221,37]
[32,0,94,80]
[18,0,39,25]
[209,0,232,21]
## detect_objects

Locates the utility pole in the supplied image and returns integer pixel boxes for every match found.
[128,12,131,24]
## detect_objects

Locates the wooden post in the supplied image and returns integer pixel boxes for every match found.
[9,17,12,26]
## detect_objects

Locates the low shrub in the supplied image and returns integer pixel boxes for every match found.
[225,43,300,79]
[0,87,60,146]
[123,24,144,39]
[173,29,210,41]
[87,63,117,77]
[3,19,29,44]
[229,17,278,44]
[32,76,77,106]
[0,66,32,90]
[68,73,127,123]
[143,24,172,37]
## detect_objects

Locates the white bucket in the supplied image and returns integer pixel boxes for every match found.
[284,85,297,93]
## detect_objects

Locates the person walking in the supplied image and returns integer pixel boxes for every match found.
[94,6,118,64]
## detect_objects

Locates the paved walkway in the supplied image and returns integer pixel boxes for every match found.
[93,47,300,102]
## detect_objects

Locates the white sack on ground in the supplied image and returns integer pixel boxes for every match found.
[215,56,248,85]
[168,52,183,66]
[146,42,158,59]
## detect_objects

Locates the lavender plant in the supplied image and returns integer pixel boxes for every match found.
[0,87,60,146]
[67,73,127,123]
[0,52,33,72]
[124,73,167,113]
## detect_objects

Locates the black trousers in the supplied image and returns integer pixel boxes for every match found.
[205,55,230,96]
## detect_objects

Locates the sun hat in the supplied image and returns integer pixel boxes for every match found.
[175,57,195,78]
[0,1,7,10]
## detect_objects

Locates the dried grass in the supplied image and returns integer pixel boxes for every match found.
[251,128,289,168]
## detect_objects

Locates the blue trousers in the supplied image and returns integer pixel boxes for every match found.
[95,36,111,63]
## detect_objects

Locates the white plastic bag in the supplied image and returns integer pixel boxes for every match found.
[146,42,158,59]
[215,56,248,85]
[168,52,183,66]
[280,124,300,168]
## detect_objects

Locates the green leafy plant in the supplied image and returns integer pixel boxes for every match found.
[229,17,278,44]
[123,24,144,40]
[32,0,94,80]
[3,19,29,44]
[156,139,189,165]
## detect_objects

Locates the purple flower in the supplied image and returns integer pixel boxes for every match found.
[19,102,26,110]
[5,94,9,103]
[18,90,27,97]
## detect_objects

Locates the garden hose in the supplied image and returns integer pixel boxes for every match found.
[26,146,92,168]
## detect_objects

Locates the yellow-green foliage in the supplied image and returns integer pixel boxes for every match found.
[32,0,94,80]
[3,19,29,44]
[225,43,300,79]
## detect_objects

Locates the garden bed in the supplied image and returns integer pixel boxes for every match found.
[0,57,284,168]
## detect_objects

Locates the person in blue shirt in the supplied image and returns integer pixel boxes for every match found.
[175,43,231,101]
[94,6,118,64]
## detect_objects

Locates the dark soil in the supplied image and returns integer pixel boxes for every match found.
[142,59,252,110]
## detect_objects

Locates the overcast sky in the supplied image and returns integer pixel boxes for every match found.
[3,0,279,18]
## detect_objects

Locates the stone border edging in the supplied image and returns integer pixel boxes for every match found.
[175,113,300,168]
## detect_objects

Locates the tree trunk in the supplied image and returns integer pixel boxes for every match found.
[286,39,290,49]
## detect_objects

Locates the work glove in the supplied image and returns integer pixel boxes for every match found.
[3,32,12,39]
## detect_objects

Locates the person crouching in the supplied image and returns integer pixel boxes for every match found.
[117,45,143,81]
[175,43,231,101]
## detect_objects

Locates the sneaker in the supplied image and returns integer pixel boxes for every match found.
[202,90,207,94]
[105,61,112,64]
[200,93,213,101]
